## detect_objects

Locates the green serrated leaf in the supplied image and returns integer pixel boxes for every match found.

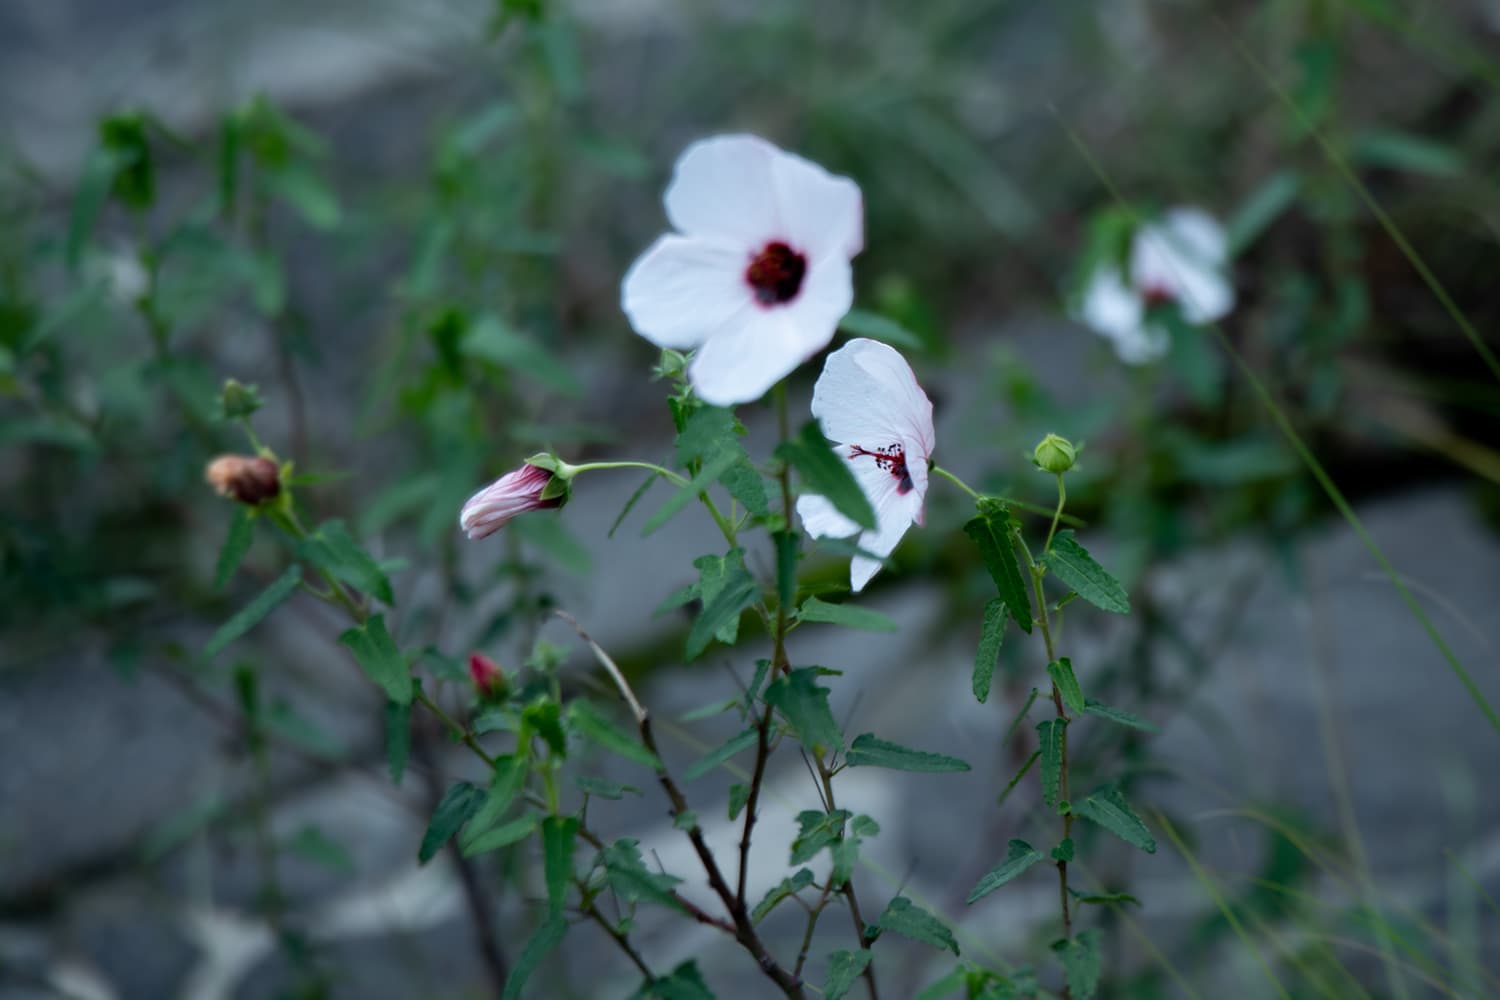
[213,508,254,590]
[1083,698,1158,732]
[676,407,769,518]
[1037,719,1067,809]
[1072,785,1156,853]
[1044,532,1128,614]
[765,668,843,752]
[298,520,394,605]
[873,896,959,955]
[776,422,877,531]
[522,698,567,757]
[598,838,685,911]
[1047,658,1085,716]
[1051,930,1102,999]
[337,614,412,705]
[846,733,970,773]
[824,949,874,1000]
[967,839,1045,904]
[462,813,538,857]
[566,700,660,770]
[751,868,814,923]
[964,511,1032,633]
[205,564,303,657]
[385,700,410,785]
[790,809,850,866]
[543,816,577,915]
[460,756,527,851]
[684,727,759,781]
[502,914,567,1000]
[685,549,759,660]
[973,599,1006,703]
[797,596,898,632]
[419,781,486,863]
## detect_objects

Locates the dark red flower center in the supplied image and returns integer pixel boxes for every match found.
[745,242,807,306]
[1142,283,1176,308]
[849,443,914,495]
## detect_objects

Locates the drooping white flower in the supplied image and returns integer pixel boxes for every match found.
[621,134,863,406]
[1076,207,1234,365]
[795,338,935,592]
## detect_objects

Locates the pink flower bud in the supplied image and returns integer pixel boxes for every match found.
[468,652,507,701]
[458,462,566,540]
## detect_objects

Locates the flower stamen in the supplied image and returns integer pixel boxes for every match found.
[849,443,914,495]
[744,242,807,306]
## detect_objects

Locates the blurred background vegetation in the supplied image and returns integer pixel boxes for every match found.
[2,0,1499,997]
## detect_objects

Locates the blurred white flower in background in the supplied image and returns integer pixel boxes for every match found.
[621,134,863,406]
[797,338,935,592]
[1076,207,1234,365]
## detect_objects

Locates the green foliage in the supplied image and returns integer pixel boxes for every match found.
[1083,698,1157,732]
[683,549,759,659]
[205,564,303,657]
[502,914,567,1000]
[385,700,410,785]
[597,838,686,912]
[1046,658,1086,716]
[845,734,971,773]
[684,727,759,781]
[765,668,844,752]
[566,700,660,769]
[972,598,1006,703]
[676,405,770,516]
[338,615,412,705]
[776,421,877,531]
[1042,532,1128,614]
[1051,930,1102,1000]
[1036,718,1068,809]
[1071,785,1156,854]
[419,781,486,863]
[634,961,716,1000]
[575,776,637,800]
[789,809,851,866]
[460,756,528,852]
[751,867,814,923]
[728,783,750,821]
[298,520,394,606]
[872,896,959,955]
[967,839,1045,904]
[964,505,1032,632]
[462,814,538,857]
[823,949,874,1000]
[213,508,255,589]
[796,596,898,632]
[542,816,578,915]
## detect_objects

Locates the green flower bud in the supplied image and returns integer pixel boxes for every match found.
[1032,433,1077,474]
[219,379,263,421]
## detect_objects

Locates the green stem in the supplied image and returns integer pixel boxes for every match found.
[569,460,688,486]
[931,464,982,500]
[1043,473,1067,553]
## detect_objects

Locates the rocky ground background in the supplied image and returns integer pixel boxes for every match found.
[3,1,1499,998]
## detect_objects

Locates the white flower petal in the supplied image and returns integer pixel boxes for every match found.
[809,338,934,457]
[1131,208,1235,324]
[687,255,853,406]
[796,493,860,540]
[663,134,782,247]
[1076,266,1144,342]
[621,235,755,350]
[770,150,864,262]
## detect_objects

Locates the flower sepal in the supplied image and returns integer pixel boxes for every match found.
[1032,434,1078,475]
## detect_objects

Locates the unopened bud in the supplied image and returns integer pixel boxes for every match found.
[218,379,263,421]
[468,652,508,702]
[1032,433,1077,474]
[206,454,281,505]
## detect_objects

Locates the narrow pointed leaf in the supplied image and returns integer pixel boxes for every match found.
[213,507,254,589]
[566,700,660,770]
[419,781,485,863]
[967,839,1045,903]
[502,914,567,1000]
[1047,658,1085,716]
[963,509,1032,632]
[1072,785,1156,853]
[462,814,538,857]
[1037,719,1067,809]
[1044,531,1129,614]
[385,699,410,785]
[846,734,970,773]
[684,727,758,780]
[542,816,578,915]
[1083,698,1158,733]
[973,598,1006,703]
[751,868,814,923]
[776,421,876,531]
[797,596,898,632]
[205,564,302,657]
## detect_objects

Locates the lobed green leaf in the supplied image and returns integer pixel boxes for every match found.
[823,950,874,1000]
[873,896,959,955]
[1051,930,1102,1000]
[751,868,814,924]
[765,668,843,752]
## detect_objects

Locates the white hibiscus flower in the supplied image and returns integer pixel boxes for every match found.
[1076,207,1235,365]
[621,134,864,406]
[795,338,935,592]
